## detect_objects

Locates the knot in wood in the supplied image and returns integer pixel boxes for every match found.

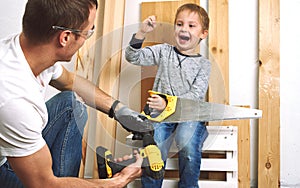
[265,162,271,169]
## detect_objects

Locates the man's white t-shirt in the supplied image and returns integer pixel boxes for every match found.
[0,34,63,166]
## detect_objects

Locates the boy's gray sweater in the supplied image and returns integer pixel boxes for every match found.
[125,40,211,101]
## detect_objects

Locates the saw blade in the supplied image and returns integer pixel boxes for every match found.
[160,98,262,123]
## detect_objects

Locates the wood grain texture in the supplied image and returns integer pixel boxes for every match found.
[258,0,280,187]
[208,0,229,104]
[212,106,251,188]
[77,0,126,178]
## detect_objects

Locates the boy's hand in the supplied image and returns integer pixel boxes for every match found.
[135,15,156,39]
[147,94,166,111]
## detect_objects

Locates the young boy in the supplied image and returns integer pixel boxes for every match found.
[125,3,211,188]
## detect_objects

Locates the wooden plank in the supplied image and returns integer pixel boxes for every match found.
[77,0,126,178]
[208,0,229,104]
[258,0,280,187]
[167,158,238,171]
[95,0,126,177]
[141,0,199,22]
[128,179,238,188]
[141,0,198,45]
[211,109,251,188]
[202,126,237,151]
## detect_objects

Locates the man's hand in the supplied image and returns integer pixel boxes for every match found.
[111,150,143,181]
[114,106,154,135]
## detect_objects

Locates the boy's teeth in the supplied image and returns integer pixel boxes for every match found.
[180,36,189,40]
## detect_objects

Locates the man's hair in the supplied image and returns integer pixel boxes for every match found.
[174,3,210,31]
[22,0,98,44]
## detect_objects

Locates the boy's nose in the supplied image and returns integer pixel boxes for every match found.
[181,24,189,31]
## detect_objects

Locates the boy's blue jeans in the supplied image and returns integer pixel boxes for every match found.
[0,91,88,187]
[141,121,208,188]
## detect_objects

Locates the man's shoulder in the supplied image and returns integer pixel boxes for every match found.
[0,34,18,46]
[0,34,20,60]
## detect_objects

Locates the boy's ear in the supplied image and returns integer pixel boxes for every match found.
[200,29,209,40]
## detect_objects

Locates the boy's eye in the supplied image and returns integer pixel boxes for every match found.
[176,23,183,27]
[189,24,196,28]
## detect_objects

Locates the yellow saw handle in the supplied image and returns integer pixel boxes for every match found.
[142,90,177,122]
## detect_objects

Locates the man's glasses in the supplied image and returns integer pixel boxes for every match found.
[52,25,94,39]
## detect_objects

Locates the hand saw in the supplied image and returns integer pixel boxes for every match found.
[142,90,262,122]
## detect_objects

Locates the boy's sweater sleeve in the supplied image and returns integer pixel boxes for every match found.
[129,33,145,49]
[125,34,161,66]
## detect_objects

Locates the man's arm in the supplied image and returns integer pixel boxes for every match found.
[8,145,142,188]
[50,67,115,113]
[50,66,154,134]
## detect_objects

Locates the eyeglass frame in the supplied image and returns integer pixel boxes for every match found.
[52,25,94,39]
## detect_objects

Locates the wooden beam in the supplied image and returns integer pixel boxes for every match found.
[258,0,280,187]
[208,0,229,104]
[214,106,251,188]
[222,120,250,187]
[77,0,126,178]
[95,0,126,177]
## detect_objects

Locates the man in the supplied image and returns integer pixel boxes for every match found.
[0,0,146,187]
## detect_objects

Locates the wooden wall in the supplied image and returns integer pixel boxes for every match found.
[209,0,281,186]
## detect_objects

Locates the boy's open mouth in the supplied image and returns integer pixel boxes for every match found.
[179,35,190,41]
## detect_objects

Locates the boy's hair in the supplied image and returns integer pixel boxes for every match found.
[174,3,210,31]
[22,0,98,44]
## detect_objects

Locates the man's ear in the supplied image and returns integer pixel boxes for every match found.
[59,31,71,47]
